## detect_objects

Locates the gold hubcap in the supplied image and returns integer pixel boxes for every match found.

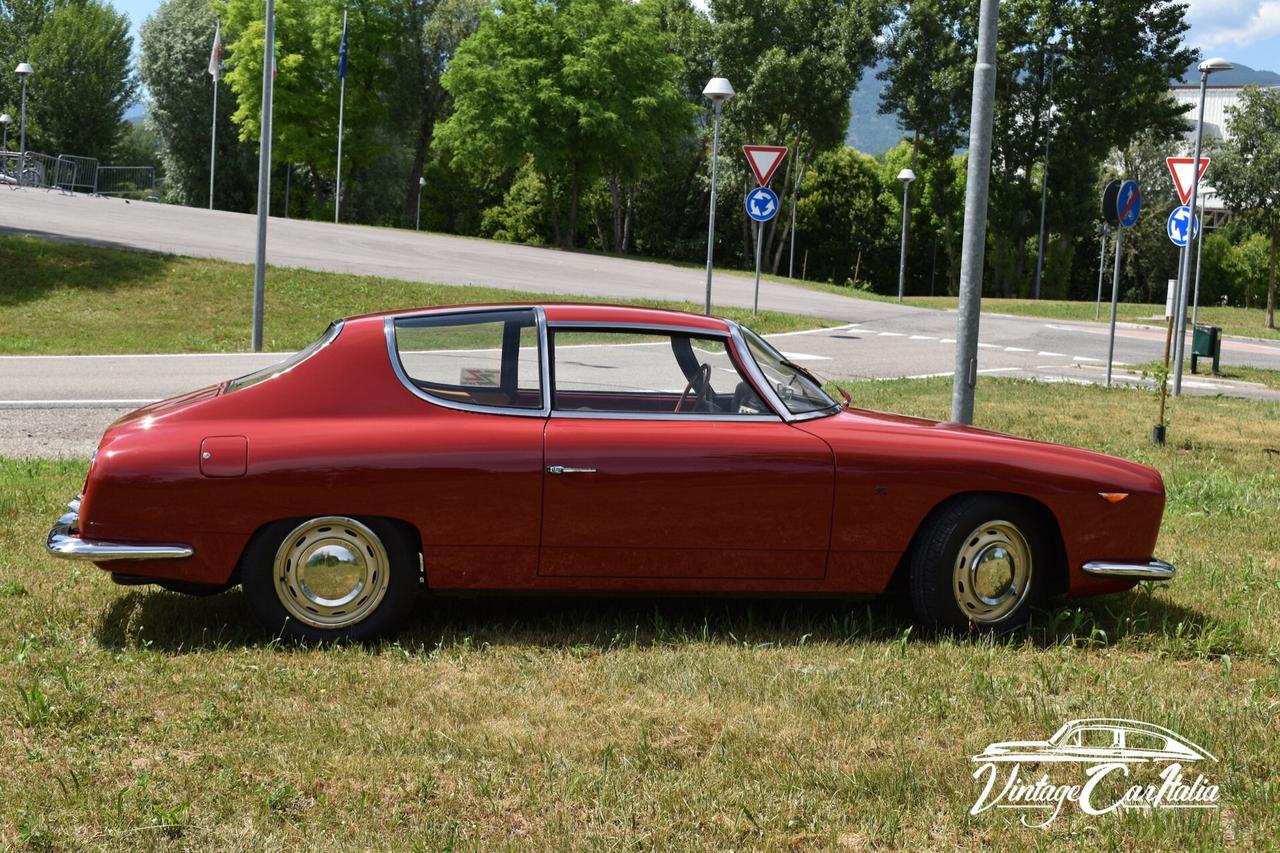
[952,520,1033,624]
[273,517,389,630]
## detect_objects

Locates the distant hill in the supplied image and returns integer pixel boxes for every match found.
[846,60,905,155]
[1173,62,1280,87]
[125,104,146,125]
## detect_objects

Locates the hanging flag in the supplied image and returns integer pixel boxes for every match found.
[338,12,349,80]
[208,21,223,80]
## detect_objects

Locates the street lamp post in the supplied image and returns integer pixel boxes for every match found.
[15,62,33,169]
[416,176,426,231]
[0,114,11,152]
[896,168,915,302]
[1172,57,1232,396]
[702,76,734,315]
[1032,45,1061,300]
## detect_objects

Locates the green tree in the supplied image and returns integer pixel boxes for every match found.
[0,0,50,121]
[221,0,399,215]
[795,145,892,285]
[709,0,886,271]
[24,0,138,159]
[437,0,694,248]
[1212,85,1280,329]
[140,0,258,208]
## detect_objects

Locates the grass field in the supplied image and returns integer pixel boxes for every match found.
[0,235,829,354]
[2,378,1278,849]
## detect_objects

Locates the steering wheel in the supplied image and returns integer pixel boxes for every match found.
[675,363,713,413]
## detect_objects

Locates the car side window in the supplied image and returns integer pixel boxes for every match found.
[393,310,542,410]
[1070,728,1119,749]
[550,329,769,416]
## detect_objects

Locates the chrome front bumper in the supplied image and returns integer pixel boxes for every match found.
[1082,559,1176,580]
[46,496,194,562]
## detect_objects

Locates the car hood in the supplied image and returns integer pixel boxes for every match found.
[106,383,224,432]
[802,407,1163,493]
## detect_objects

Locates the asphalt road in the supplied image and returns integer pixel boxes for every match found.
[2,191,1279,459]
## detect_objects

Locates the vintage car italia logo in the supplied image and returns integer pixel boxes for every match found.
[969,718,1220,827]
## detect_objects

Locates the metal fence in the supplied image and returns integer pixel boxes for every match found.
[1,151,60,189]
[97,165,156,198]
[53,154,98,194]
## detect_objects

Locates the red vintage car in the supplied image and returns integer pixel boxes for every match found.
[46,304,1175,640]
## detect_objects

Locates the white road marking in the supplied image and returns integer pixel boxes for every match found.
[1073,356,1104,362]
[764,323,861,338]
[877,331,906,337]
[777,351,831,361]
[0,399,154,406]
[1004,347,1032,352]
[1038,351,1067,357]
[939,338,956,344]
[898,367,1020,380]
[909,335,935,340]
[976,342,1000,349]
[0,352,287,360]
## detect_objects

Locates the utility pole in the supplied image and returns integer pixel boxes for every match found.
[950,0,999,425]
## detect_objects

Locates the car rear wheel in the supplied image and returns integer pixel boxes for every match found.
[242,516,419,641]
[908,496,1047,633]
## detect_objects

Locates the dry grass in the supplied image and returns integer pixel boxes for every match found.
[1,378,1278,849]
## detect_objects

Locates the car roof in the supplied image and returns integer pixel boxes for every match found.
[343,302,733,333]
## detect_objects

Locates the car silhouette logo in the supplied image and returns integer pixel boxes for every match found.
[972,718,1216,764]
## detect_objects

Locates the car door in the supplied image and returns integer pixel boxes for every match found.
[539,326,834,580]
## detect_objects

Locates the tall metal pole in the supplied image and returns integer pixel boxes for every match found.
[18,76,28,166]
[1106,226,1124,386]
[252,0,276,352]
[752,220,764,313]
[1191,192,1206,329]
[209,77,218,209]
[1172,71,1210,396]
[1032,54,1056,300]
[1094,225,1108,321]
[334,7,347,224]
[703,101,723,315]
[950,0,999,425]
[897,177,912,302]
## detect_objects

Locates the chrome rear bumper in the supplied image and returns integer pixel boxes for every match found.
[1082,559,1176,580]
[46,496,194,562]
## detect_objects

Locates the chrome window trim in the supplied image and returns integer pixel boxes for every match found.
[550,410,780,422]
[384,308,551,418]
[547,322,785,422]
[546,320,732,338]
[225,319,345,394]
[729,321,841,423]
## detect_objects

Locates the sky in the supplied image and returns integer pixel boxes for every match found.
[107,0,1280,72]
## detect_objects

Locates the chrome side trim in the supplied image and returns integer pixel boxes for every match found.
[1082,559,1176,580]
[384,310,552,418]
[46,498,193,562]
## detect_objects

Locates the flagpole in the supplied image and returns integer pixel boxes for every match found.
[208,20,221,210]
[209,77,217,209]
[252,0,275,352]
[334,7,347,224]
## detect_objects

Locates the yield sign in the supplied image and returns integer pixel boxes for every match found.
[743,145,788,186]
[1166,157,1211,206]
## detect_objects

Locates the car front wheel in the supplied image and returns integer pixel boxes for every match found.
[909,496,1047,633]
[242,516,419,641]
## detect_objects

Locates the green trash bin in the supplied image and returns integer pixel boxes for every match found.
[1191,324,1221,375]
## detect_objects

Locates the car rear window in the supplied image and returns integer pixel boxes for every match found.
[224,321,342,394]
[392,309,542,411]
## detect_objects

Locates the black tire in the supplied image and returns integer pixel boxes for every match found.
[241,516,420,642]
[908,495,1049,634]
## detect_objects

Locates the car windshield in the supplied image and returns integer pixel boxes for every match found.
[224,321,342,394]
[739,326,838,416]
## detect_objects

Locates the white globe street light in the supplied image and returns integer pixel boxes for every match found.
[0,113,12,152]
[416,175,427,231]
[1172,56,1233,396]
[897,168,916,303]
[702,76,734,315]
[15,62,33,169]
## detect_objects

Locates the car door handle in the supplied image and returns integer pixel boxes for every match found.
[547,465,597,475]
